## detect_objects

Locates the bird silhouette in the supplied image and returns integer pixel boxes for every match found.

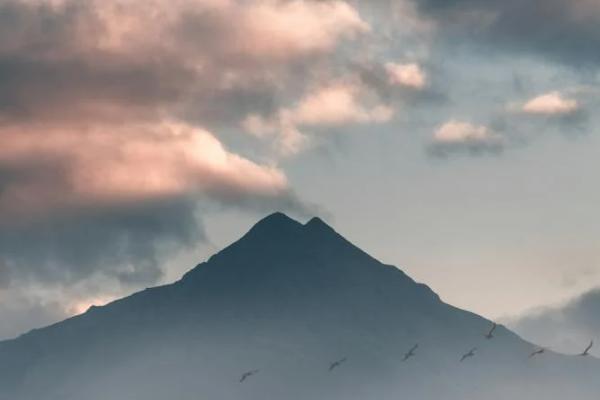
[460,347,477,362]
[239,369,260,383]
[403,344,419,362]
[529,348,545,359]
[579,340,593,356]
[329,358,347,371]
[484,322,497,340]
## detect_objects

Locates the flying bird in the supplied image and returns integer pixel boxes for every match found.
[460,347,477,362]
[529,348,545,359]
[329,358,347,371]
[403,344,418,362]
[484,322,497,340]
[579,340,594,357]
[239,369,260,383]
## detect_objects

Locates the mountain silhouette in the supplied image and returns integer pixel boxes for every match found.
[1,213,599,400]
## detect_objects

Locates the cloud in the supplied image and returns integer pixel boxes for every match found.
[502,88,593,137]
[0,0,372,128]
[0,275,129,339]
[0,0,356,294]
[0,121,289,225]
[352,60,448,110]
[0,287,67,339]
[522,92,580,116]
[0,121,313,287]
[509,288,600,356]
[243,81,394,155]
[385,62,427,89]
[238,0,370,59]
[427,120,504,157]
[0,0,381,163]
[290,82,394,126]
[410,0,600,66]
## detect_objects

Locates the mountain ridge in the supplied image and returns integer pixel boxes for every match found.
[1,212,599,400]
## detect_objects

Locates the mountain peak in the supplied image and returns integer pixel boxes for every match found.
[305,216,329,228]
[244,213,338,240]
[304,216,338,235]
[235,212,304,245]
[251,212,302,230]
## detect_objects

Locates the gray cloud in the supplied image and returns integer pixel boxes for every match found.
[0,199,202,286]
[412,0,600,67]
[509,288,600,356]
[0,150,316,288]
[0,288,67,340]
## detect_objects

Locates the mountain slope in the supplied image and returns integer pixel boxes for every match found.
[1,213,599,400]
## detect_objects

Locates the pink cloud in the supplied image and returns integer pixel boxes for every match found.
[64,0,368,64]
[428,120,504,157]
[1,0,367,224]
[290,83,393,126]
[243,81,394,155]
[0,121,288,226]
[0,0,370,128]
[385,62,427,89]
[433,120,498,144]
[522,92,579,115]
[239,0,369,60]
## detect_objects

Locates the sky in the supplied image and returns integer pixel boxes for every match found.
[0,0,599,341]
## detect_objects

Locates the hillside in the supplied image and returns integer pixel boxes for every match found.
[1,213,598,400]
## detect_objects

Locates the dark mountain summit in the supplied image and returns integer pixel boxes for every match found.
[1,213,599,400]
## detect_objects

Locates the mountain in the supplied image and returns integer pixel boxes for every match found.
[1,213,599,400]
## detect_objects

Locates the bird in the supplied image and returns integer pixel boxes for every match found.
[329,358,347,371]
[403,344,418,362]
[484,322,497,340]
[529,348,545,359]
[579,340,594,357]
[239,369,260,383]
[460,347,477,362]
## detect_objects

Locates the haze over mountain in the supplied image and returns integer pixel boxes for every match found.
[511,288,600,357]
[1,213,598,400]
